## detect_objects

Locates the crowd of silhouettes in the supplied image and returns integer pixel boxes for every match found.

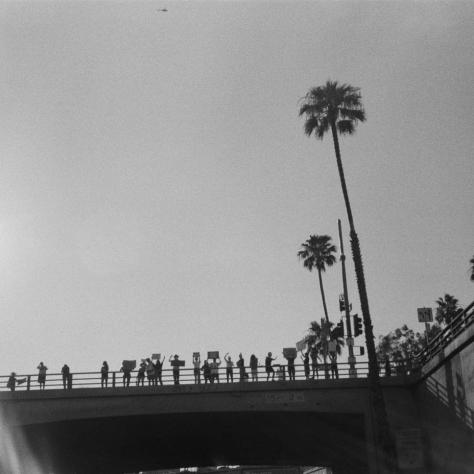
[5,349,348,391]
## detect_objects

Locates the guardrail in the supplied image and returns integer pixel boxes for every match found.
[414,300,474,367]
[0,360,413,393]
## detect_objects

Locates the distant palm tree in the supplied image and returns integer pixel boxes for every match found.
[470,255,474,282]
[436,294,461,325]
[299,80,396,472]
[297,234,337,322]
[305,319,331,378]
[305,319,345,379]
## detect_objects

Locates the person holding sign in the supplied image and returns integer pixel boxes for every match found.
[145,358,156,386]
[120,361,134,387]
[224,353,234,383]
[201,360,211,384]
[210,357,221,383]
[169,355,181,385]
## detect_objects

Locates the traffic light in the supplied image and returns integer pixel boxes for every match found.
[339,294,345,312]
[353,314,363,337]
[359,346,365,356]
[331,321,344,339]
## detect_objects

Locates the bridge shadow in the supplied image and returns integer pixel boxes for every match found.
[416,370,474,474]
[423,371,473,431]
[17,411,368,474]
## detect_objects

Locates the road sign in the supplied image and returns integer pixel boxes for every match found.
[417,307,433,323]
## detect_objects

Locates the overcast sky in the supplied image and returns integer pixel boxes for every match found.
[1,1,473,375]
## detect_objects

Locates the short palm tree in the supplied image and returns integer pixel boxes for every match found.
[470,255,474,282]
[297,234,337,322]
[305,319,331,378]
[299,80,396,471]
[305,319,345,379]
[436,294,461,325]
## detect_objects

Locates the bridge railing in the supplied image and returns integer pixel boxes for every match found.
[414,300,474,367]
[0,359,415,392]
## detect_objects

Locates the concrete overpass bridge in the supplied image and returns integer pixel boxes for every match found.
[1,301,473,474]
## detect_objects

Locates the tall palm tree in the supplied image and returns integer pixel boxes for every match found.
[470,255,474,282]
[299,80,396,472]
[297,234,337,322]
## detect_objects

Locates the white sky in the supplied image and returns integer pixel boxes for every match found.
[0,1,473,375]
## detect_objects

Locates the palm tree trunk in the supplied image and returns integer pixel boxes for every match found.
[330,121,397,473]
[318,269,329,322]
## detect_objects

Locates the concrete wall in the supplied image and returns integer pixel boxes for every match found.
[1,378,414,474]
[414,324,474,474]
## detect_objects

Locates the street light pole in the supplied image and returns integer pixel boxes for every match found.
[338,218,356,377]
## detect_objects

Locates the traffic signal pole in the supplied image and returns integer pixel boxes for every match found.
[338,219,357,377]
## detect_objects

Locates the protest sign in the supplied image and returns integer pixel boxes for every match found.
[283,348,297,359]
[207,351,219,359]
[152,353,161,360]
[122,360,136,371]
[296,339,306,352]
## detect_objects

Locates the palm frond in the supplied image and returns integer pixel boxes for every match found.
[303,116,320,137]
[337,120,355,135]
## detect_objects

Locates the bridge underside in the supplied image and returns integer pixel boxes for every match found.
[16,411,368,474]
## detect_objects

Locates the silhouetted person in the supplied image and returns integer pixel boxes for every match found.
[237,353,245,382]
[301,351,310,380]
[330,353,338,379]
[265,352,276,381]
[146,358,155,386]
[224,353,234,382]
[193,354,201,384]
[250,354,258,382]
[169,355,181,385]
[201,360,211,384]
[384,357,391,377]
[285,354,296,381]
[7,372,16,391]
[120,363,131,387]
[101,361,109,388]
[154,355,165,385]
[210,357,221,383]
[61,364,70,390]
[310,348,319,379]
[37,362,48,390]
[136,362,146,386]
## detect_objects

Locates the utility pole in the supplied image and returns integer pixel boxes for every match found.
[338,219,357,377]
